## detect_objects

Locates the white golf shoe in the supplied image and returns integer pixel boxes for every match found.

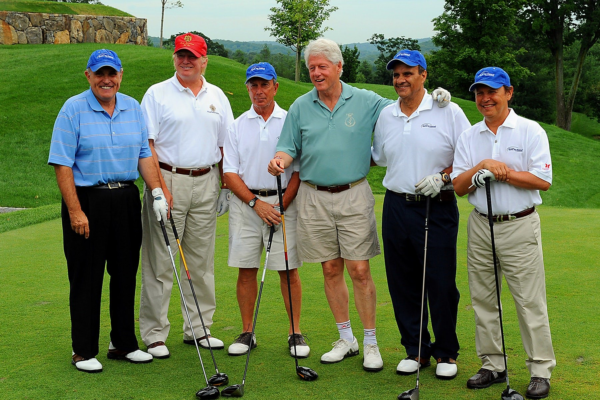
[396,355,431,375]
[71,352,103,373]
[362,344,383,372]
[184,335,225,350]
[227,332,256,356]
[288,333,310,358]
[147,341,170,359]
[107,342,153,363]
[320,337,359,364]
[435,357,458,380]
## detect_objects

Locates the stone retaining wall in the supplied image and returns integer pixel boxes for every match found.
[0,11,147,45]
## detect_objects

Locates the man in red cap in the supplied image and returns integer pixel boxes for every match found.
[139,33,234,359]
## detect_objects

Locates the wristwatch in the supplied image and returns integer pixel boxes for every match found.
[439,171,451,185]
[248,197,259,208]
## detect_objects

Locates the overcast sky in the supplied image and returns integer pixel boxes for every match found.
[106,0,447,44]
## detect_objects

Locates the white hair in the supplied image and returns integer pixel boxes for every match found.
[304,38,344,73]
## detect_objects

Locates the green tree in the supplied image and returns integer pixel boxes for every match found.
[520,0,600,130]
[160,0,183,49]
[368,34,420,85]
[232,49,247,65]
[358,60,374,84]
[265,0,338,82]
[340,45,360,83]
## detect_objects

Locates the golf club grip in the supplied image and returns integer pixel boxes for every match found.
[276,175,284,215]
[266,225,275,252]
[159,219,170,246]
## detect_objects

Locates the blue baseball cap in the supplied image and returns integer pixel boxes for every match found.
[87,49,122,72]
[469,67,511,91]
[386,49,427,71]
[245,62,277,83]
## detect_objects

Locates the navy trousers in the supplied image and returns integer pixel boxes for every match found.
[61,184,142,359]
[382,190,460,360]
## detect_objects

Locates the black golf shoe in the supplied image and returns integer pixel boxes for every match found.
[526,377,550,399]
[288,333,310,358]
[467,368,507,388]
[227,332,256,356]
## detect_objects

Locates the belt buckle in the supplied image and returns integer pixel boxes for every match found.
[258,190,269,197]
[189,169,195,176]
[107,182,121,189]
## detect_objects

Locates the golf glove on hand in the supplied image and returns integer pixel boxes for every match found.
[216,189,232,217]
[151,188,169,222]
[415,173,444,196]
[471,169,496,188]
[432,87,451,108]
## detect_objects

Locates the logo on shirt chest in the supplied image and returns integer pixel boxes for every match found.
[345,113,356,127]
[507,146,524,153]
[421,123,436,128]
[207,104,218,114]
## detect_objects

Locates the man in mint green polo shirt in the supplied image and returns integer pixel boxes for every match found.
[268,38,451,373]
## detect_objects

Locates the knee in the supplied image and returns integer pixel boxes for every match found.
[322,264,343,281]
[349,263,372,284]
[280,269,300,286]
[237,269,258,285]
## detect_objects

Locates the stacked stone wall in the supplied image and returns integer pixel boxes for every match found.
[0,12,147,46]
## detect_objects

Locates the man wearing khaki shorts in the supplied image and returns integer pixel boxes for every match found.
[223,62,309,358]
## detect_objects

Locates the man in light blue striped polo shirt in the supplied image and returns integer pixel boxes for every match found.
[48,49,168,374]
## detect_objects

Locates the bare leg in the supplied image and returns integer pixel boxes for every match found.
[278,269,302,335]
[236,268,258,332]
[322,257,350,323]
[345,259,376,330]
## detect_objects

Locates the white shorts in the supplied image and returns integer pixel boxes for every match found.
[228,193,301,271]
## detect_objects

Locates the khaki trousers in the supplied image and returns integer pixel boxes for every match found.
[139,168,219,345]
[467,210,556,378]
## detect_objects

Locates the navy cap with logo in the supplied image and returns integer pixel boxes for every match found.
[245,62,277,84]
[469,67,511,92]
[87,49,122,72]
[386,49,427,71]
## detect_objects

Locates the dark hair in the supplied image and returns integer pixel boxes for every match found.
[504,85,514,106]
[418,66,426,75]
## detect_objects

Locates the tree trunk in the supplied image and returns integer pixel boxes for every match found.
[160,2,165,49]
[295,49,301,82]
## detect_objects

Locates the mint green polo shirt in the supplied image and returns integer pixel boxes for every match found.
[276,82,393,186]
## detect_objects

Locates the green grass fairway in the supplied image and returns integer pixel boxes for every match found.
[0,196,598,399]
[0,0,133,16]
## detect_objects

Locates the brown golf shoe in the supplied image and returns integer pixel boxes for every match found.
[466,368,507,388]
[526,377,550,399]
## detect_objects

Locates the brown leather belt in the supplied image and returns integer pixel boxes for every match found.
[303,178,365,193]
[159,162,211,177]
[249,188,286,197]
[477,207,535,222]
[392,190,456,202]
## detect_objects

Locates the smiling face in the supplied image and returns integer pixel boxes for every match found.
[392,63,427,101]
[85,66,122,106]
[474,84,513,124]
[174,50,207,82]
[307,54,342,94]
[247,77,278,111]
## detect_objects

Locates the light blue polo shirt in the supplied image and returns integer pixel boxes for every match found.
[276,82,392,186]
[48,89,152,187]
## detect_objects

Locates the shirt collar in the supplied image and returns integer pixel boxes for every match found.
[85,88,125,113]
[478,108,517,133]
[392,90,433,118]
[170,73,207,94]
[247,101,285,120]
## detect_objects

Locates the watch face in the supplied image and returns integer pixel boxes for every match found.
[249,198,257,208]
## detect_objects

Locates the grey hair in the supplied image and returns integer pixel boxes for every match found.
[304,38,344,74]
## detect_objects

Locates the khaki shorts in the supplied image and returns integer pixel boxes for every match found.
[296,179,380,263]
[228,193,301,271]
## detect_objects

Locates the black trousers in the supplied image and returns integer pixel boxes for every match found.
[61,184,142,359]
[382,190,460,360]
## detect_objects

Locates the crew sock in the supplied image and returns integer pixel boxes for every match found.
[336,320,354,342]
[364,328,377,346]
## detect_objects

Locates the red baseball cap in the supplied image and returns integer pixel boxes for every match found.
[174,33,207,57]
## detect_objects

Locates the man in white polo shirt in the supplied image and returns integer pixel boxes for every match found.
[452,67,555,399]
[138,33,234,359]
[371,49,470,380]
[223,62,308,358]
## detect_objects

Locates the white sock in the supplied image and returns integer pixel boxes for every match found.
[336,320,354,342]
[364,328,377,346]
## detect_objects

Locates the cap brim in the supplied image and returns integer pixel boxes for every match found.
[174,48,205,57]
[469,81,503,91]
[386,59,418,70]
[89,62,120,72]
[245,74,276,84]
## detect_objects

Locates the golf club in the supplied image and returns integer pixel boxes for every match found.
[276,175,318,382]
[169,215,229,387]
[398,196,431,400]
[485,179,524,400]
[221,225,276,398]
[158,219,220,400]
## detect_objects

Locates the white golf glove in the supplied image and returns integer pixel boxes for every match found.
[216,189,232,217]
[432,87,451,108]
[151,187,169,222]
[415,173,444,197]
[471,169,496,188]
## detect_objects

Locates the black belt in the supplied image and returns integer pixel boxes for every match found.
[249,188,286,197]
[89,181,134,189]
[159,161,212,177]
[391,190,456,202]
[477,207,535,222]
[303,178,365,193]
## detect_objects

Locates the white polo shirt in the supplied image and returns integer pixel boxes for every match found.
[371,92,471,194]
[223,102,298,190]
[451,109,552,215]
[141,74,234,168]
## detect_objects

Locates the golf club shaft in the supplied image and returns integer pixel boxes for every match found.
[159,219,210,385]
[415,196,431,387]
[240,225,276,386]
[484,179,511,389]
[169,216,221,374]
[276,175,300,367]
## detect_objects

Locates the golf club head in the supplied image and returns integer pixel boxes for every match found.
[501,388,525,400]
[208,373,229,387]
[195,385,220,400]
[220,384,244,398]
[397,387,419,400]
[297,366,318,381]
